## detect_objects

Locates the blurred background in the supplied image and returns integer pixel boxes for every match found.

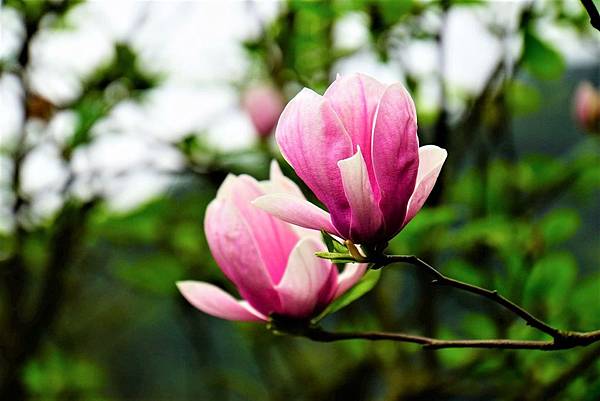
[1,0,599,400]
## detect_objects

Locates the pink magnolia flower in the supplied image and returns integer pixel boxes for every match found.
[177,161,367,322]
[242,84,285,138]
[254,73,447,245]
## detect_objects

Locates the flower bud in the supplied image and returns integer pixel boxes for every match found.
[574,81,600,135]
[242,84,284,138]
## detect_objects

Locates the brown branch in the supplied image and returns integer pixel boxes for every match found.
[379,255,600,346]
[0,200,97,399]
[302,327,566,350]
[581,0,600,32]
[28,200,97,338]
[269,319,598,350]
[309,251,600,351]
[274,323,600,351]
[383,255,562,337]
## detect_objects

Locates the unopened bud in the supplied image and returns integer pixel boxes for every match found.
[242,84,284,138]
[574,81,600,135]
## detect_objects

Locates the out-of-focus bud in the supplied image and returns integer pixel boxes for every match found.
[574,81,600,134]
[242,84,284,138]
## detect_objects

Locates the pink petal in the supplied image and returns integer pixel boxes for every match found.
[338,147,384,243]
[275,238,337,318]
[402,145,447,227]
[230,175,300,285]
[334,263,368,299]
[324,73,387,199]
[259,160,305,198]
[215,174,238,199]
[252,193,340,236]
[205,199,281,314]
[371,83,420,238]
[177,281,267,322]
[275,88,353,237]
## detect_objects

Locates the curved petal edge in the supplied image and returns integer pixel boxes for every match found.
[337,147,384,243]
[177,281,267,322]
[275,238,336,318]
[334,263,368,299]
[402,145,448,227]
[252,193,341,237]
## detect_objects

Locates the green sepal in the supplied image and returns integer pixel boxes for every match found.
[315,252,356,263]
[320,230,347,253]
[312,269,382,323]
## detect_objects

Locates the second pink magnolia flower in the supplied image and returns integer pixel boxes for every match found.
[255,73,447,245]
[178,162,366,322]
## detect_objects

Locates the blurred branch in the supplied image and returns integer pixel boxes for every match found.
[1,3,152,399]
[0,200,97,400]
[28,200,97,339]
[1,2,58,396]
[1,0,52,344]
[580,0,600,31]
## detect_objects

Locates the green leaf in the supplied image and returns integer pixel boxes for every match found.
[24,347,104,396]
[437,327,478,369]
[523,252,577,316]
[321,230,347,253]
[390,205,457,253]
[574,162,600,196]
[442,215,523,252]
[314,269,381,321]
[539,208,580,247]
[569,273,600,327]
[443,259,486,287]
[112,253,185,295]
[516,155,569,193]
[378,0,413,25]
[522,30,565,81]
[506,79,541,115]
[450,0,484,4]
[461,314,497,339]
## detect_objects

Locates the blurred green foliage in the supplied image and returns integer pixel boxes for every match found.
[1,0,599,400]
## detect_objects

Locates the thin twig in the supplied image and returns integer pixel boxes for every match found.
[384,255,562,338]
[307,252,600,350]
[380,255,600,346]
[276,323,600,351]
[302,326,562,350]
